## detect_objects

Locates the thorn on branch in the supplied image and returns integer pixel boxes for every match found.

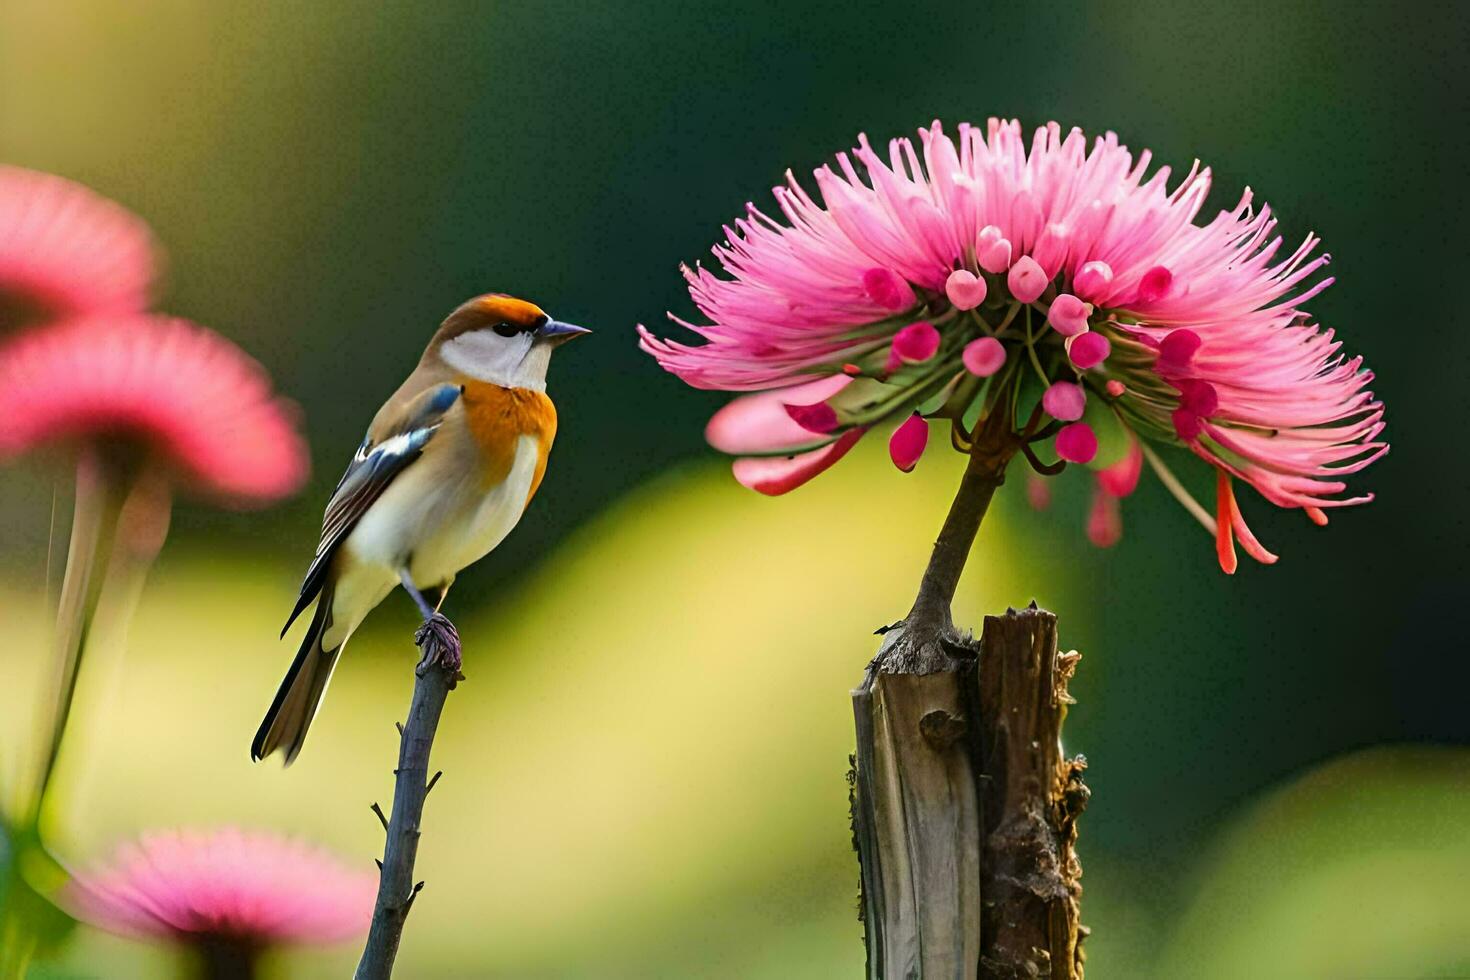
[374,858,383,871]
[425,770,442,795]
[395,721,405,737]
[402,880,426,916]
[371,802,389,831]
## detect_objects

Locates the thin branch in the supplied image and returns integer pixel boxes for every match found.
[370,802,389,832]
[355,620,460,980]
[903,381,1022,642]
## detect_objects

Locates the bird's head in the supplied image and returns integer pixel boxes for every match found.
[428,293,590,391]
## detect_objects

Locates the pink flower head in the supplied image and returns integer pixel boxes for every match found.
[65,827,376,948]
[0,166,159,332]
[640,119,1385,568]
[0,315,308,504]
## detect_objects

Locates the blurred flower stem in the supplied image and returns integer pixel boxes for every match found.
[25,447,139,828]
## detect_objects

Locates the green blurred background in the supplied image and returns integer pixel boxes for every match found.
[2,1,1466,976]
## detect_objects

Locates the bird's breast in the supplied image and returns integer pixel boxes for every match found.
[458,380,557,499]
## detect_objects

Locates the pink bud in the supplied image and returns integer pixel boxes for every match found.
[1067,331,1112,370]
[862,268,917,311]
[1105,379,1127,397]
[1086,490,1122,548]
[1174,378,1219,416]
[1007,255,1047,303]
[944,269,988,310]
[962,337,1006,377]
[1157,329,1201,375]
[1096,441,1143,497]
[1171,408,1203,441]
[782,400,839,434]
[1136,265,1173,304]
[976,225,1012,274]
[1042,381,1086,421]
[1047,293,1091,336]
[890,321,941,366]
[1026,471,1052,511]
[1055,422,1098,464]
[889,413,929,472]
[1072,260,1113,302]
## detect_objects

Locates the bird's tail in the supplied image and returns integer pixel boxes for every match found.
[252,586,344,765]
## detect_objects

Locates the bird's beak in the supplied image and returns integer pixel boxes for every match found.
[536,319,592,346]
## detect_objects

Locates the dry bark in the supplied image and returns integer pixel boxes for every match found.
[851,605,1087,979]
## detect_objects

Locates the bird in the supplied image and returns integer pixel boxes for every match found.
[252,293,589,764]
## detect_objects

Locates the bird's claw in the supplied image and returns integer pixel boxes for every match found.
[414,613,465,688]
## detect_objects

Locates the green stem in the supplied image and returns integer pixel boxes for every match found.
[26,448,134,829]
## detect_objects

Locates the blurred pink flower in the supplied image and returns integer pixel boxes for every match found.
[0,165,158,331]
[66,828,375,948]
[0,315,307,503]
[640,119,1385,571]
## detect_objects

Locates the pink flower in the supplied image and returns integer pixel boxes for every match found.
[66,828,375,949]
[0,166,158,332]
[0,315,307,503]
[639,119,1385,569]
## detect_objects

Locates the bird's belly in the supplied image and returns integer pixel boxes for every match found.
[404,433,542,586]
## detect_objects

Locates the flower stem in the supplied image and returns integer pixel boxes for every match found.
[905,381,1021,639]
[26,447,135,828]
[195,938,260,980]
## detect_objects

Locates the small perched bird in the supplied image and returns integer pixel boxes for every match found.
[252,294,589,764]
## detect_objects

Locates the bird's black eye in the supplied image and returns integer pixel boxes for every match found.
[493,321,519,338]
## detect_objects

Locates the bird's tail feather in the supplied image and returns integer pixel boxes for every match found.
[252,587,343,765]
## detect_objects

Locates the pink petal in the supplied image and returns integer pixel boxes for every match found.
[705,376,851,454]
[862,268,916,311]
[732,427,866,495]
[1096,440,1144,497]
[1156,329,1202,375]
[1086,488,1122,547]
[783,400,840,434]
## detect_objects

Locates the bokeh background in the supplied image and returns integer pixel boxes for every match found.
[2,1,1467,976]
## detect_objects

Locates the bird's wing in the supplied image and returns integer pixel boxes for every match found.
[281,382,462,636]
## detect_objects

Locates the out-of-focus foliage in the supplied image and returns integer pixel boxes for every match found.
[1159,747,1470,980]
[4,448,1463,976]
[2,446,1042,977]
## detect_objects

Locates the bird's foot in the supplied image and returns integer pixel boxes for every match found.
[414,613,465,688]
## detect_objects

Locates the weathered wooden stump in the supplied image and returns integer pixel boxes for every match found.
[852,604,1088,980]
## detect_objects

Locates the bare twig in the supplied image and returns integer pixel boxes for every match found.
[370,802,389,832]
[354,625,461,979]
